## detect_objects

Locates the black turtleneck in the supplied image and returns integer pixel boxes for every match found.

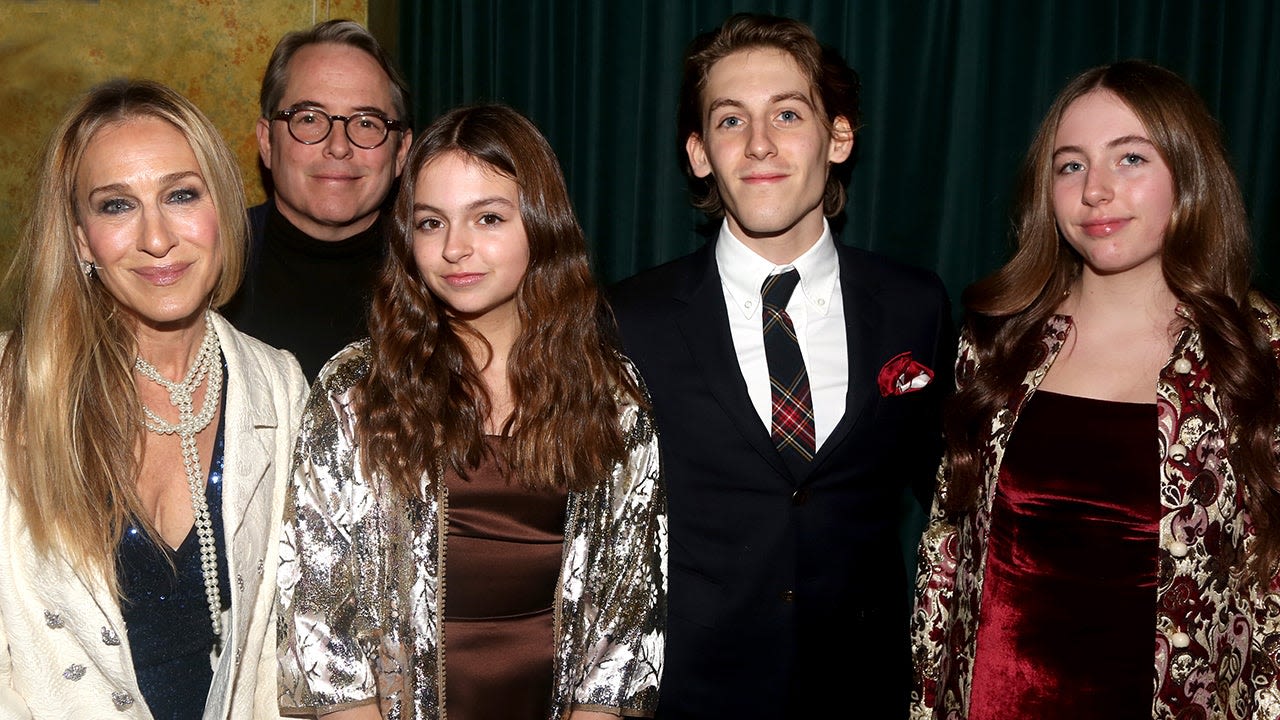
[222,201,385,380]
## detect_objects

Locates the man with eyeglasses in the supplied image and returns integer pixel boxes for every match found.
[224,19,413,380]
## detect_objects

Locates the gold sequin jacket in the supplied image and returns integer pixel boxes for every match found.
[911,294,1280,719]
[278,341,667,719]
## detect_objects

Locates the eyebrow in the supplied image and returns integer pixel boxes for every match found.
[706,91,817,117]
[290,99,390,115]
[86,170,203,199]
[1052,134,1155,159]
[413,196,517,214]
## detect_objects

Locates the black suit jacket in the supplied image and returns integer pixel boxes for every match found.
[609,239,953,719]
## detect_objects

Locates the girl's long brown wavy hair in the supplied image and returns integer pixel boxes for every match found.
[942,60,1280,578]
[354,104,643,496]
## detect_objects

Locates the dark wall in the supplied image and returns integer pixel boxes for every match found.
[399,0,1280,304]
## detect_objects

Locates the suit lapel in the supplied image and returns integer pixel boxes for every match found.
[215,315,277,547]
[210,315,277,687]
[672,244,794,481]
[810,244,881,474]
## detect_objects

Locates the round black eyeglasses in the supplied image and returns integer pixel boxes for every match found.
[271,107,405,149]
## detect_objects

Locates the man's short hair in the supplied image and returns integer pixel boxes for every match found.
[676,13,861,218]
[259,19,412,126]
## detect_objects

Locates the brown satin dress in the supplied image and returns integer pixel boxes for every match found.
[968,390,1160,719]
[443,437,569,720]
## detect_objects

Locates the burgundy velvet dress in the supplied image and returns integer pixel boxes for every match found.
[968,390,1160,719]
[443,437,569,720]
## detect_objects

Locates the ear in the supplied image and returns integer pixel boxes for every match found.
[256,117,273,170]
[827,115,854,164]
[393,127,413,178]
[74,223,93,264]
[685,132,712,179]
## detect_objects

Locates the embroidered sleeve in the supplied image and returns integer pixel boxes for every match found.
[559,375,667,716]
[908,333,972,718]
[0,607,34,718]
[277,346,383,712]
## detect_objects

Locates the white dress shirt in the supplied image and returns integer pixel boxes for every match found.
[715,220,849,451]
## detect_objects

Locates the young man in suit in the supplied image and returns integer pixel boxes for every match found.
[610,13,953,718]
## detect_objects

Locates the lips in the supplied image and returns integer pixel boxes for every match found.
[1080,217,1130,238]
[742,172,788,184]
[443,272,485,287]
[134,263,190,286]
[310,166,365,182]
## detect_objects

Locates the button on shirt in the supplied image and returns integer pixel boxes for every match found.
[716,219,849,451]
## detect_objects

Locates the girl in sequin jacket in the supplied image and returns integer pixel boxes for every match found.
[278,104,666,720]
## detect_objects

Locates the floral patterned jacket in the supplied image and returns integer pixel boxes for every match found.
[277,342,667,719]
[911,293,1280,719]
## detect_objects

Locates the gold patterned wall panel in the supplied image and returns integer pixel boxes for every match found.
[0,0,369,285]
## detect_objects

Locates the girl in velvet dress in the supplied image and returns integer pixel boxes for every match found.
[912,61,1280,718]
[278,104,665,720]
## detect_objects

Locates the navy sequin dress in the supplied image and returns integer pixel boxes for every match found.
[115,373,232,720]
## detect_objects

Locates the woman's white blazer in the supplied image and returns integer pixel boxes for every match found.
[0,313,308,719]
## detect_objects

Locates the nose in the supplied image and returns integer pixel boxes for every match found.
[1082,167,1113,206]
[323,118,355,159]
[746,122,777,160]
[441,227,473,263]
[137,207,178,257]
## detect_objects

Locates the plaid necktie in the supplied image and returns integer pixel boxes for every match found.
[761,269,815,469]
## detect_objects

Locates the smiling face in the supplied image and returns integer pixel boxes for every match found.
[256,42,411,241]
[1052,89,1176,280]
[75,116,222,334]
[685,47,851,259]
[412,151,531,338]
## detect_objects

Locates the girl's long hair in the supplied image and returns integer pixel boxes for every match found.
[943,60,1280,577]
[0,79,247,591]
[355,104,642,496]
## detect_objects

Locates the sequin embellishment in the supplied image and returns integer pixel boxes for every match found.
[62,664,85,681]
[111,690,134,710]
[44,610,64,629]
[101,627,121,646]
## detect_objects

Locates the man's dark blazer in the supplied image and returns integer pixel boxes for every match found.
[609,239,953,719]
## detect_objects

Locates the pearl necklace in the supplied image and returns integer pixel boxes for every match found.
[134,312,224,638]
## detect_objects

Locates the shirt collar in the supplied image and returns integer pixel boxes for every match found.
[714,219,840,319]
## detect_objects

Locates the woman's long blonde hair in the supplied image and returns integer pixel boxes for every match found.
[0,79,247,590]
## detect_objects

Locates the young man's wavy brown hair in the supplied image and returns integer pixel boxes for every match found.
[355,104,643,495]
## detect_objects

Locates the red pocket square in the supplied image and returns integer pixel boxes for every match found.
[877,351,934,397]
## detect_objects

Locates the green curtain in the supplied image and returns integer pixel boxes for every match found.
[399,0,1280,301]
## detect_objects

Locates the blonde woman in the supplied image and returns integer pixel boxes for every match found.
[0,80,307,719]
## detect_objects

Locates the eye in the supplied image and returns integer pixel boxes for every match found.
[777,110,800,123]
[294,109,324,125]
[716,115,743,129]
[415,216,444,232]
[99,198,134,214]
[1056,160,1085,175]
[478,213,504,226]
[167,187,201,204]
[1120,152,1146,166]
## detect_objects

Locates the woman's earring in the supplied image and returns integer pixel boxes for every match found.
[80,259,98,278]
